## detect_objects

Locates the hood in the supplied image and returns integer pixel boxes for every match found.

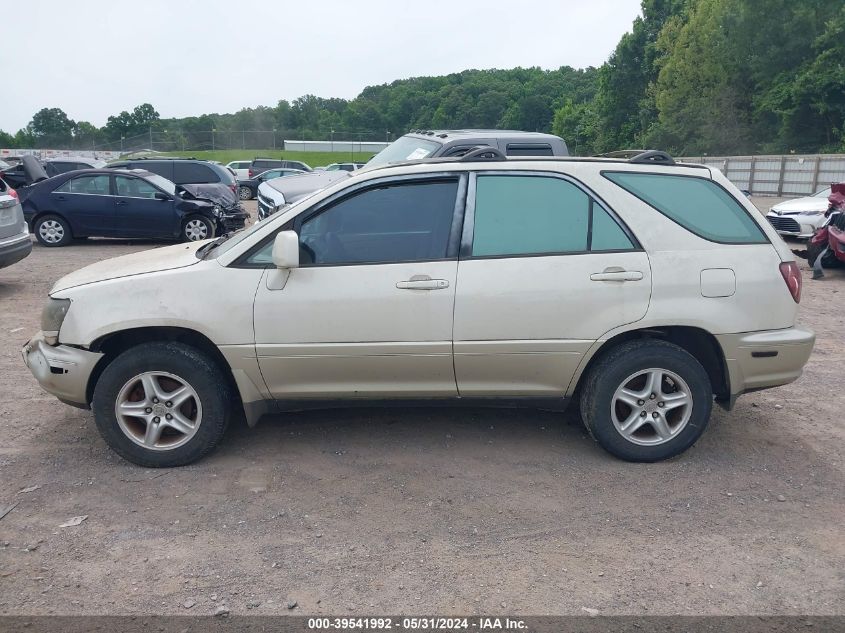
[51,241,205,294]
[771,196,829,215]
[22,155,48,185]
[266,170,349,203]
[178,183,238,208]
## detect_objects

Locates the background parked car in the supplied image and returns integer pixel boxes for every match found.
[364,129,569,169]
[766,186,832,239]
[0,177,32,268]
[249,157,312,178]
[237,167,305,200]
[226,160,251,180]
[45,156,108,175]
[20,168,246,246]
[107,158,238,197]
[324,162,366,172]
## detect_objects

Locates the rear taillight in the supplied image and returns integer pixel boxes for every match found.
[248,169,254,178]
[7,186,18,200]
[779,261,802,303]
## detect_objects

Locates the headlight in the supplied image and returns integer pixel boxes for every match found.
[799,209,823,216]
[213,205,222,217]
[41,298,71,345]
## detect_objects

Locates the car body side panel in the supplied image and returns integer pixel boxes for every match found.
[453,252,652,395]
[54,261,263,349]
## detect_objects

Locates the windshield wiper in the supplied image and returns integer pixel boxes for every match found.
[196,235,230,259]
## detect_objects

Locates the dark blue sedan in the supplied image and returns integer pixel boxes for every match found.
[20,167,247,247]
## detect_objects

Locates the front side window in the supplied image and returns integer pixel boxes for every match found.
[604,172,767,244]
[115,175,163,199]
[297,179,459,266]
[54,174,110,195]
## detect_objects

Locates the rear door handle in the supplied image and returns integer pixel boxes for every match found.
[115,199,128,206]
[396,275,450,290]
[590,269,644,282]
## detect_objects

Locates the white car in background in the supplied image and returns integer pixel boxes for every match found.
[226,161,251,180]
[766,187,831,239]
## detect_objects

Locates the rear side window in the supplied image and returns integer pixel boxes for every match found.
[136,161,173,180]
[54,174,110,195]
[173,162,217,184]
[470,175,634,257]
[506,144,554,156]
[604,172,767,244]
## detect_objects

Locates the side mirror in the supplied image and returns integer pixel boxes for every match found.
[272,230,300,269]
[154,191,170,201]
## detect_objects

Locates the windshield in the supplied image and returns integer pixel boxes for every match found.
[145,173,176,196]
[367,136,442,168]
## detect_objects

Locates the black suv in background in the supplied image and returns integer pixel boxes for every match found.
[107,158,238,195]
[249,158,312,178]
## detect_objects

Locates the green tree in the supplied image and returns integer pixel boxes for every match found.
[27,107,76,147]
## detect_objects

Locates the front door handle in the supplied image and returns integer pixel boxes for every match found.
[396,275,450,290]
[115,199,128,206]
[590,268,644,282]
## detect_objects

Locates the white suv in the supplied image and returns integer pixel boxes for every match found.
[23,151,814,467]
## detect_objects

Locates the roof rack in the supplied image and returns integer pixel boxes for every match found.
[458,146,506,161]
[629,150,675,165]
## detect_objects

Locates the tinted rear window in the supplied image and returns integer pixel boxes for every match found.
[133,161,172,180]
[506,144,554,157]
[604,172,767,244]
[173,162,217,184]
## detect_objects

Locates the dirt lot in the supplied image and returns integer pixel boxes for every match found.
[0,199,843,616]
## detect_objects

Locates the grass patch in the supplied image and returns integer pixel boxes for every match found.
[156,149,376,167]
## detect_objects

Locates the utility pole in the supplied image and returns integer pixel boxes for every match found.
[272,128,276,151]
[149,126,153,151]
[212,128,216,151]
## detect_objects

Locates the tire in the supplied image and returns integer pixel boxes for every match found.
[34,214,72,247]
[579,339,713,462]
[181,215,214,242]
[92,342,231,467]
[238,185,253,200]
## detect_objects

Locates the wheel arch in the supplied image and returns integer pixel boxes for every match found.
[569,325,730,404]
[30,210,77,237]
[86,326,240,408]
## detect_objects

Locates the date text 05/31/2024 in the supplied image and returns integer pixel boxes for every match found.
[308,617,529,630]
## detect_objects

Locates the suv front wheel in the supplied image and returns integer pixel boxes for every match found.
[580,339,713,462]
[92,342,231,467]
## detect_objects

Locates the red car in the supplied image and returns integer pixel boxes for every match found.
[807,183,845,274]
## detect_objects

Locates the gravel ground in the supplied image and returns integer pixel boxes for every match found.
[0,199,843,616]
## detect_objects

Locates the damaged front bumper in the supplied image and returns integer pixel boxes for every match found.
[22,332,103,408]
[219,208,249,234]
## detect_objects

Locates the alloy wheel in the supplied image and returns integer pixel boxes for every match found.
[114,371,203,451]
[611,368,693,446]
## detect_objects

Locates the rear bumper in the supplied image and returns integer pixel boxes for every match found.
[716,327,815,406]
[22,332,103,407]
[0,230,32,268]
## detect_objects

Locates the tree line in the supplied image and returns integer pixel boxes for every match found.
[2,0,843,156]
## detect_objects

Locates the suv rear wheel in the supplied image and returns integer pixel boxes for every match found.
[579,339,713,462]
[92,342,231,467]
[238,185,253,200]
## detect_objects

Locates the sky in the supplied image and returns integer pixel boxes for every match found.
[2,0,643,133]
